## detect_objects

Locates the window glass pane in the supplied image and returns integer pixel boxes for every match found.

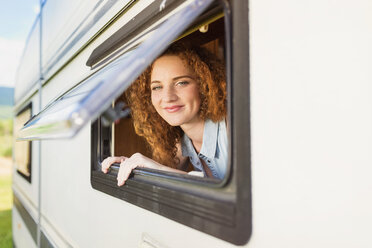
[15,106,32,180]
[18,0,214,141]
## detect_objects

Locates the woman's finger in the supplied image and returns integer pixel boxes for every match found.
[117,157,138,186]
[101,157,110,173]
[117,160,127,186]
[102,156,126,173]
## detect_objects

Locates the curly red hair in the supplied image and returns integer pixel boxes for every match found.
[125,44,227,168]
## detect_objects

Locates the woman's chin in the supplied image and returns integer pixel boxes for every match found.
[162,117,185,127]
[166,120,182,127]
[162,115,202,127]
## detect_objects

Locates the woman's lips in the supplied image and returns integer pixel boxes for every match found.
[164,105,183,113]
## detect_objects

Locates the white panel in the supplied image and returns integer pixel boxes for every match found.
[12,208,37,248]
[249,0,372,247]
[15,18,40,104]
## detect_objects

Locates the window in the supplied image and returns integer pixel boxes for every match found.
[103,16,228,182]
[91,0,250,245]
[18,0,251,244]
[15,103,32,182]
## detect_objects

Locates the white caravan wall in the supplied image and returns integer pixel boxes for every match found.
[249,0,372,247]
[14,0,372,247]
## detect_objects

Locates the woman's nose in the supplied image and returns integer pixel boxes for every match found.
[162,86,178,102]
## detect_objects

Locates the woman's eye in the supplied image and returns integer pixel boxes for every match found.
[176,81,189,86]
[151,85,162,91]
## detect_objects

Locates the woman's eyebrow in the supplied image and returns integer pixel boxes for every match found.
[172,75,194,81]
[151,75,194,84]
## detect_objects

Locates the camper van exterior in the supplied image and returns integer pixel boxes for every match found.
[12,0,372,247]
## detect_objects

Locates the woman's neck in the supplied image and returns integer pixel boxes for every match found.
[181,119,205,153]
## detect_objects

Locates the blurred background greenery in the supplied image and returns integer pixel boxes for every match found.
[0,116,13,247]
[0,175,12,248]
[0,118,13,157]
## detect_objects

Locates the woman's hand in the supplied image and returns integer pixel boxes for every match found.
[101,156,127,173]
[102,153,188,186]
[116,153,162,186]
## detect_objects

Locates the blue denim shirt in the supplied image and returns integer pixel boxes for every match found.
[181,119,228,179]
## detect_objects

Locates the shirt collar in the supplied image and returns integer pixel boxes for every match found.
[181,133,204,171]
[181,119,219,159]
[181,133,194,157]
[199,119,219,159]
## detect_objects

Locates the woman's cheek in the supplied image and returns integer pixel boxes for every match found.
[150,93,157,105]
[151,93,160,109]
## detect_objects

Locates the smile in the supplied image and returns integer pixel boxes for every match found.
[164,105,183,113]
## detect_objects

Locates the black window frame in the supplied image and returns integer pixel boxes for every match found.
[91,0,251,245]
[15,102,33,183]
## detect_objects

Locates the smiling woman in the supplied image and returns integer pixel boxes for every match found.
[102,43,227,185]
[151,56,202,128]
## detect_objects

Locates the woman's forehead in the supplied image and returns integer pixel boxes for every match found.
[151,55,194,79]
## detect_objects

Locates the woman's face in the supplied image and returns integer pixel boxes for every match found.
[150,55,201,127]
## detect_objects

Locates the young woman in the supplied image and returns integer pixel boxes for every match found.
[101,44,227,186]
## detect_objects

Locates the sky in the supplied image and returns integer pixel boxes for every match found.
[0,0,40,87]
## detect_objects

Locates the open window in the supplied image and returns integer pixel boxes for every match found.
[95,13,229,183]
[14,103,32,182]
[18,0,251,245]
[91,0,244,243]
